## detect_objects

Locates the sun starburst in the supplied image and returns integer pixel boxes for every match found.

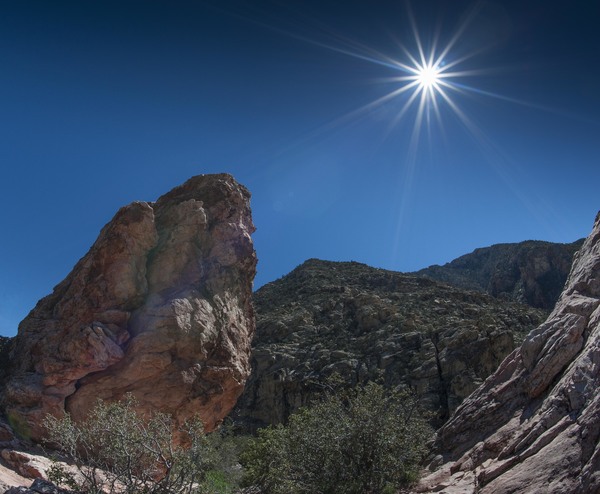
[271,1,504,156]
[416,63,441,90]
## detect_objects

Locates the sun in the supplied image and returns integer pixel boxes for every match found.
[284,1,493,145]
[416,63,441,91]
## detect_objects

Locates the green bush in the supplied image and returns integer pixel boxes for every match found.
[43,395,239,494]
[241,382,432,494]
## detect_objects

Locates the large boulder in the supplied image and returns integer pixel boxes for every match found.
[418,212,600,493]
[2,174,256,442]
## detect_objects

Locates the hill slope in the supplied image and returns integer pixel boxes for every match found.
[232,260,545,431]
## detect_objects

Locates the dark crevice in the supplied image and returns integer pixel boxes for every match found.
[430,331,449,423]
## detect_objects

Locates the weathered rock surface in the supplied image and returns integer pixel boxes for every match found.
[416,239,583,310]
[4,479,71,494]
[2,174,256,442]
[231,260,546,431]
[418,212,600,494]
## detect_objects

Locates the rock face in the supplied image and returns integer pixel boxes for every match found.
[418,212,600,494]
[231,260,546,431]
[2,174,256,442]
[416,239,583,310]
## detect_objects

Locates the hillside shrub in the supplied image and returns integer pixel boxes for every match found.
[43,395,239,494]
[241,381,432,494]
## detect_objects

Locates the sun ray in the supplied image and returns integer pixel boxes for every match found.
[383,84,426,139]
[406,2,428,67]
[432,3,481,69]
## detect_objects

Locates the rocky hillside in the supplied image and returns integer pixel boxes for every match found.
[2,174,257,442]
[231,260,546,431]
[418,212,600,494]
[416,239,583,310]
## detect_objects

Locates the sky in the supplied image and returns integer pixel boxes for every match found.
[1,0,599,336]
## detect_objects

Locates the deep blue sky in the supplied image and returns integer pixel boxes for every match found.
[1,0,599,336]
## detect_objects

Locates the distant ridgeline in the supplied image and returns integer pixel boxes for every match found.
[415,239,584,310]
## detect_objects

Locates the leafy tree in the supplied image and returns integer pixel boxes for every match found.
[241,382,432,494]
[43,395,238,494]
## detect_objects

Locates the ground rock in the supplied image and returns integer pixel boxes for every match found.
[231,260,546,431]
[2,174,256,441]
[4,479,70,494]
[418,212,600,493]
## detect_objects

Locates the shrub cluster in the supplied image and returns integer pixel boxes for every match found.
[241,382,432,494]
[44,383,431,494]
[44,396,240,494]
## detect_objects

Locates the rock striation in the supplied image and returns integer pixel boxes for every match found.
[418,212,600,494]
[231,260,546,431]
[416,239,583,310]
[2,174,256,442]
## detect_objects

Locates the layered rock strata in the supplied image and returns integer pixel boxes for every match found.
[2,174,256,441]
[418,212,600,493]
[231,260,546,431]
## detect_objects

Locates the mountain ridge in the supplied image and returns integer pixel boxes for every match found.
[415,238,584,309]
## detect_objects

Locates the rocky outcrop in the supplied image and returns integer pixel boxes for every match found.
[416,239,583,310]
[231,260,546,431]
[2,174,256,442]
[418,212,600,494]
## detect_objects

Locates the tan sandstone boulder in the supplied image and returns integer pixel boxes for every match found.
[418,212,600,494]
[2,174,256,442]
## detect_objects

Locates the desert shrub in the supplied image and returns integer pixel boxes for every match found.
[241,382,432,494]
[44,395,238,494]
